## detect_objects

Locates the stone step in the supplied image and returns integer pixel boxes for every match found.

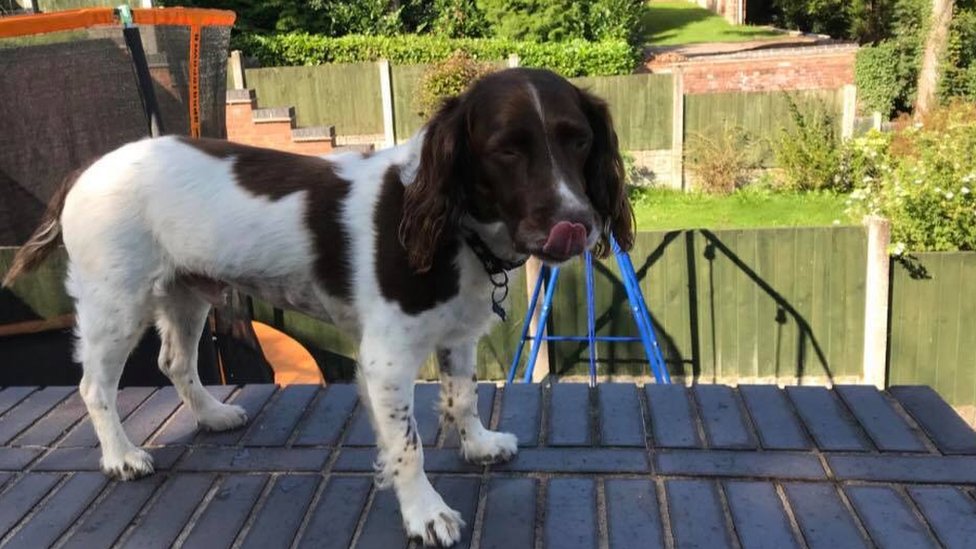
[291,126,335,143]
[252,106,294,126]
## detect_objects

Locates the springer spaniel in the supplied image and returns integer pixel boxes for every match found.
[3,67,633,546]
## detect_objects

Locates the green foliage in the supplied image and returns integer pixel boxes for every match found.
[476,0,643,44]
[854,37,921,116]
[845,102,976,252]
[770,0,851,38]
[773,97,847,191]
[941,8,976,102]
[234,32,639,77]
[685,124,761,195]
[431,0,489,38]
[415,52,495,117]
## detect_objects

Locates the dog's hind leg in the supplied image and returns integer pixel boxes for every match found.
[70,265,155,481]
[154,283,247,431]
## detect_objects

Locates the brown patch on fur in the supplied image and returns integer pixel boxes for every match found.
[179,137,353,299]
[376,166,460,314]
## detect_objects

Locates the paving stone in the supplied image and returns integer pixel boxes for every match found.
[497,384,541,447]
[908,486,976,549]
[605,479,664,548]
[443,384,496,448]
[434,476,480,549]
[177,447,329,472]
[0,447,41,470]
[296,476,372,549]
[333,447,482,473]
[118,474,216,549]
[844,485,937,548]
[0,472,63,538]
[121,387,183,446]
[666,479,734,549]
[181,474,268,548]
[479,477,537,549]
[342,404,376,446]
[0,387,75,445]
[240,474,319,549]
[724,481,801,549]
[645,384,701,448]
[694,385,757,449]
[834,385,928,453]
[783,483,869,549]
[354,486,407,549]
[292,384,358,446]
[0,387,36,417]
[597,384,645,447]
[495,448,648,473]
[150,386,235,446]
[60,387,155,447]
[244,385,319,446]
[2,471,107,548]
[545,478,597,549]
[195,385,276,445]
[890,386,976,455]
[33,446,183,472]
[658,449,825,479]
[787,387,869,452]
[829,455,976,484]
[549,383,591,446]
[342,384,441,447]
[60,475,165,549]
[12,391,86,447]
[738,385,811,450]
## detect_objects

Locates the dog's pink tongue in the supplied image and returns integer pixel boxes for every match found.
[543,221,588,258]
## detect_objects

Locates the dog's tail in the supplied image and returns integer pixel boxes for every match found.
[2,169,81,288]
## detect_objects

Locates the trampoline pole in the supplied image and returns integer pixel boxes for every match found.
[118,6,165,137]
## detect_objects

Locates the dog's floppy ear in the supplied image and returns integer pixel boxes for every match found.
[577,88,634,256]
[399,96,469,273]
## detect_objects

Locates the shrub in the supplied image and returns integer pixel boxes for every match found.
[478,0,644,44]
[854,37,920,116]
[845,102,976,252]
[234,32,639,77]
[415,52,495,117]
[773,97,847,191]
[685,124,761,195]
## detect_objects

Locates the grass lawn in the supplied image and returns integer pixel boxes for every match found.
[630,188,849,231]
[641,0,781,45]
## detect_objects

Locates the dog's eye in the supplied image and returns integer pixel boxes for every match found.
[573,138,591,151]
[496,149,522,160]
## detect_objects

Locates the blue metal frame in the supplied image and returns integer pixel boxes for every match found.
[508,234,672,386]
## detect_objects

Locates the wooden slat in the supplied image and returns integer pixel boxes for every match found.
[889,386,976,454]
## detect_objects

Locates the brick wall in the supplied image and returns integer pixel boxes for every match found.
[676,46,857,95]
[225,89,336,155]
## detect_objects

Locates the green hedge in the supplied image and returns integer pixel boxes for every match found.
[233,32,640,77]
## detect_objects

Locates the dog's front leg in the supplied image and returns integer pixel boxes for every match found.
[437,342,518,464]
[359,332,463,547]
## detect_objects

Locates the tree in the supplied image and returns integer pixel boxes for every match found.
[915,0,956,119]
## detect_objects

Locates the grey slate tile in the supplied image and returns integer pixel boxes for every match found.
[0,447,41,470]
[0,472,63,538]
[597,383,645,447]
[495,448,648,473]
[0,472,11,492]
[657,449,825,480]
[0,387,75,445]
[545,478,597,549]
[646,384,701,448]
[0,387,35,417]
[605,479,664,548]
[181,474,269,548]
[694,385,756,449]
[844,485,937,549]
[118,473,216,549]
[549,383,591,446]
[60,475,165,549]
[784,483,869,549]
[149,385,235,446]
[908,486,976,549]
[3,471,107,548]
[829,455,976,484]
[890,386,976,454]
[433,476,480,549]
[786,387,869,452]
[33,446,183,472]
[332,448,481,474]
[11,391,86,447]
[666,479,733,549]
[195,385,276,445]
[293,383,358,446]
[244,384,319,446]
[738,385,810,450]
[121,386,183,446]
[342,403,376,446]
[296,476,372,549]
[835,385,928,453]
[479,477,537,549]
[177,447,329,472]
[497,383,541,447]
[343,384,441,447]
[353,487,406,549]
[443,384,496,448]
[240,474,319,549]
[724,481,800,549]
[60,386,155,447]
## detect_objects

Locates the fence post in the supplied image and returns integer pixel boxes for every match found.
[862,215,891,389]
[378,59,396,148]
[871,111,883,132]
[507,53,520,68]
[671,68,685,190]
[842,84,857,139]
[229,50,246,91]
[523,258,550,382]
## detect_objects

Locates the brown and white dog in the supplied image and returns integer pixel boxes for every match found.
[3,67,633,546]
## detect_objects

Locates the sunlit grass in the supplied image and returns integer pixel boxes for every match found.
[641,0,781,45]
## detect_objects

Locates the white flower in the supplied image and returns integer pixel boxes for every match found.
[832,219,841,225]
[962,187,971,195]
[946,192,955,200]
[892,242,907,256]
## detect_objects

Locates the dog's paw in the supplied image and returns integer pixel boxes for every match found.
[197,403,248,432]
[462,429,518,465]
[403,496,464,547]
[101,448,154,481]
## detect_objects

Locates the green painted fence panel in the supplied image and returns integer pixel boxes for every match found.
[570,73,673,150]
[391,64,428,143]
[888,253,976,409]
[245,64,383,136]
[546,227,867,382]
[0,247,72,323]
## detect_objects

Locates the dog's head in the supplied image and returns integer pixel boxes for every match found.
[399,67,634,272]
